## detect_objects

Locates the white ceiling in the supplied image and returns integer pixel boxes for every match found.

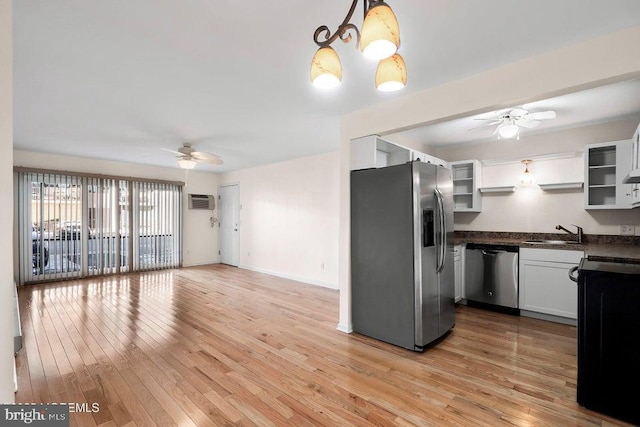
[388,79,640,147]
[13,1,640,172]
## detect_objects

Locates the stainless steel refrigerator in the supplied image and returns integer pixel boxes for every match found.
[351,161,455,351]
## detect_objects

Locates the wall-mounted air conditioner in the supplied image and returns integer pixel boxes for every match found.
[188,194,215,210]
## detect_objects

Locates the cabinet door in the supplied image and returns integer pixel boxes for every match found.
[633,132,640,205]
[519,259,578,319]
[584,140,632,209]
[615,141,633,207]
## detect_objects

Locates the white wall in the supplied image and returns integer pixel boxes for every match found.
[13,150,220,267]
[0,0,15,404]
[338,25,640,331]
[434,117,640,234]
[220,151,339,289]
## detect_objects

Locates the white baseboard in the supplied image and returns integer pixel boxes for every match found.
[182,260,219,268]
[336,323,353,333]
[238,264,338,290]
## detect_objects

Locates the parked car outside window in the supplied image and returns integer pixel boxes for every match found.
[32,224,49,271]
[61,221,82,239]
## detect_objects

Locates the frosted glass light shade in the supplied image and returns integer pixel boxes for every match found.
[520,161,533,186]
[498,122,519,139]
[520,170,533,186]
[177,159,196,169]
[361,2,400,60]
[310,47,342,89]
[375,53,406,92]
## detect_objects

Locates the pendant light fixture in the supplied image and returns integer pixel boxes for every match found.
[375,54,406,92]
[520,160,534,186]
[310,0,406,91]
[310,46,343,89]
[360,2,400,60]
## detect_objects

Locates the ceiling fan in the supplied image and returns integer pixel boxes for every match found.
[470,108,557,139]
[162,143,223,169]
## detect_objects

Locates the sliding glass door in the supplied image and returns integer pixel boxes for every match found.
[15,171,183,285]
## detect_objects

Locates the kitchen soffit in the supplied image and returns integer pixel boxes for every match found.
[386,79,640,148]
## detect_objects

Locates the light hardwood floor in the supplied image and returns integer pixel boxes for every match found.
[15,264,632,426]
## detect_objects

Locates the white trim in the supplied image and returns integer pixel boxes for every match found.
[182,260,219,268]
[336,323,353,333]
[238,264,338,290]
[217,182,240,267]
[481,151,580,166]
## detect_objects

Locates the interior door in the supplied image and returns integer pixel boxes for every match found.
[218,184,239,266]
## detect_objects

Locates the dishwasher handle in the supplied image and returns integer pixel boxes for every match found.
[481,250,506,256]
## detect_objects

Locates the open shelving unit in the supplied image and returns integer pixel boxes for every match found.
[539,182,584,191]
[451,160,481,212]
[583,140,634,209]
[479,186,516,193]
[586,145,619,208]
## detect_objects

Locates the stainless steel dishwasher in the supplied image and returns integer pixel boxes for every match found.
[465,243,519,313]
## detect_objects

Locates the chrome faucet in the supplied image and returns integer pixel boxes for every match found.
[556,224,583,244]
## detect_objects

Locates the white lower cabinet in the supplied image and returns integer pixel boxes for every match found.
[454,244,464,302]
[519,248,583,320]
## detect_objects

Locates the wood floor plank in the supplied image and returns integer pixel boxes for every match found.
[15,264,635,426]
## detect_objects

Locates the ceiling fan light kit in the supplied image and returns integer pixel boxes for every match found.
[497,121,520,139]
[177,158,196,170]
[310,0,406,92]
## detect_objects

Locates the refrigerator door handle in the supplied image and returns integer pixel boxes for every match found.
[435,188,446,273]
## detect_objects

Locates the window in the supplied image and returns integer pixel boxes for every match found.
[15,171,183,285]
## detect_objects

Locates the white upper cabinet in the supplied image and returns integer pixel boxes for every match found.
[350,135,448,171]
[631,125,640,207]
[411,150,449,168]
[584,140,633,209]
[450,160,482,212]
[350,136,407,171]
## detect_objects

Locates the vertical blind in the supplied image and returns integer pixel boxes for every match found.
[15,171,182,285]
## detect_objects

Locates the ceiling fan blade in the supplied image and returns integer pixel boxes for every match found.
[509,108,529,118]
[161,148,183,156]
[473,118,500,121]
[516,119,541,128]
[468,121,501,131]
[524,110,556,120]
[191,151,221,160]
[195,157,224,165]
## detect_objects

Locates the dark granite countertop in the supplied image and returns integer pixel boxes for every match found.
[453,231,640,263]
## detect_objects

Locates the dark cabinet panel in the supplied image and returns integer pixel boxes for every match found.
[578,261,640,426]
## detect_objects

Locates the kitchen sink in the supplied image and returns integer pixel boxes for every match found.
[523,239,581,245]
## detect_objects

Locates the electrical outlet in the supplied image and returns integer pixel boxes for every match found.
[620,225,635,236]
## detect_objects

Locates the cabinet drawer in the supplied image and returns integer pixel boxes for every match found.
[520,248,583,263]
